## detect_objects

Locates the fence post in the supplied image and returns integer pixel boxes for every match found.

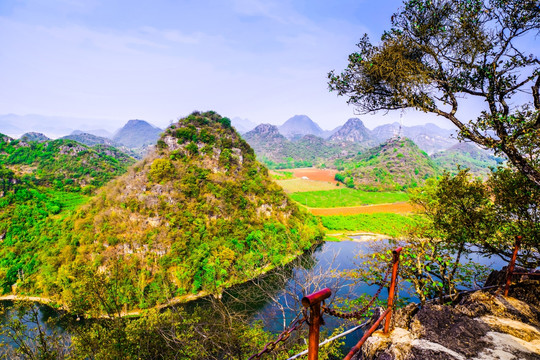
[384,247,402,334]
[301,288,332,360]
[504,236,521,297]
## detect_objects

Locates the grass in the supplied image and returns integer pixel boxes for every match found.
[320,213,424,238]
[290,188,409,208]
[270,170,294,180]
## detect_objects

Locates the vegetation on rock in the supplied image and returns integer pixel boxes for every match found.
[0,112,323,312]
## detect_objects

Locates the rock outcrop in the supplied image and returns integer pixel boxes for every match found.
[357,282,540,359]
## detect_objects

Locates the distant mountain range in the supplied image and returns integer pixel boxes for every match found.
[0,114,120,138]
[243,123,366,168]
[61,132,121,147]
[20,132,50,142]
[1,116,165,158]
[231,117,258,134]
[112,119,163,149]
[71,129,113,138]
[278,115,326,140]
[243,115,460,169]
[1,113,458,154]
[328,118,373,144]
[371,122,458,154]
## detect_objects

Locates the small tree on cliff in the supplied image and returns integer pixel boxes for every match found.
[329,0,540,185]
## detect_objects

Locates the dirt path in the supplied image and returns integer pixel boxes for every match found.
[308,202,415,216]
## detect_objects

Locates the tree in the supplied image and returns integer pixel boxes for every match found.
[329,0,540,185]
[488,166,540,267]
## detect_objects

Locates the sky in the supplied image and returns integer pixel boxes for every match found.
[1,0,461,134]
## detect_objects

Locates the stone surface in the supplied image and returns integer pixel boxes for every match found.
[358,283,540,360]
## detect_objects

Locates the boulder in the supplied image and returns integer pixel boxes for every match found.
[357,282,540,359]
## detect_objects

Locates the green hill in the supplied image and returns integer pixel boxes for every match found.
[243,124,365,169]
[1,112,323,311]
[0,135,135,192]
[431,142,504,177]
[0,134,137,297]
[336,137,438,191]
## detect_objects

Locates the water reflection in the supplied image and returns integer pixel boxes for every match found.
[0,238,512,355]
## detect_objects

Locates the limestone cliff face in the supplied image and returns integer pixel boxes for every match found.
[357,281,540,360]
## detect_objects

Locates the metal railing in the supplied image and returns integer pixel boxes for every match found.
[248,236,539,360]
[504,235,540,296]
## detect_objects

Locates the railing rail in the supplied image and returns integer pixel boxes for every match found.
[503,235,540,296]
[248,235,539,360]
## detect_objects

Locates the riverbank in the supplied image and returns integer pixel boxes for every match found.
[325,232,389,242]
[0,242,323,318]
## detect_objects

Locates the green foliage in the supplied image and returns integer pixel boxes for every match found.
[0,138,135,192]
[487,167,540,266]
[0,112,324,311]
[335,138,438,191]
[244,129,366,170]
[270,171,294,180]
[291,189,408,208]
[409,170,495,251]
[329,0,540,186]
[348,238,490,305]
[320,213,422,238]
[0,302,70,359]
[432,143,504,178]
[149,159,175,182]
[262,158,313,170]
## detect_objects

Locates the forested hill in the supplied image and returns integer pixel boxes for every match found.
[336,137,438,191]
[0,134,137,297]
[0,134,135,192]
[1,112,323,311]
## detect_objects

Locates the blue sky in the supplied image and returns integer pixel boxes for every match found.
[0,0,455,132]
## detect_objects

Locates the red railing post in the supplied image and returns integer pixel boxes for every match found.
[302,288,332,360]
[384,247,402,334]
[342,308,390,360]
[504,236,521,297]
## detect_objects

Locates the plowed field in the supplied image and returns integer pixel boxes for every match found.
[308,202,415,216]
[290,168,338,183]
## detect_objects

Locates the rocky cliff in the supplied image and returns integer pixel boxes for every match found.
[357,280,540,359]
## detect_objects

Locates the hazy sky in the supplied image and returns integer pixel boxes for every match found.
[1,0,459,132]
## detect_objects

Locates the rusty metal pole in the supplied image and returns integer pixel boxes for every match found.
[301,288,332,360]
[384,247,403,334]
[504,236,521,297]
[343,308,391,360]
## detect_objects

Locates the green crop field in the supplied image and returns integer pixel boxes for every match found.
[290,188,409,208]
[270,170,294,180]
[320,213,423,238]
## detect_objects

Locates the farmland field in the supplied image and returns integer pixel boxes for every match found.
[269,170,294,180]
[320,213,423,238]
[308,202,415,216]
[275,168,416,235]
[290,188,409,208]
[276,179,338,193]
[289,168,338,182]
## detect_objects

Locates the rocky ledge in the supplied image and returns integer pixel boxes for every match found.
[357,280,540,360]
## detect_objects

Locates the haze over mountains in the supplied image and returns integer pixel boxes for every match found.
[1,113,456,152]
[239,114,458,154]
